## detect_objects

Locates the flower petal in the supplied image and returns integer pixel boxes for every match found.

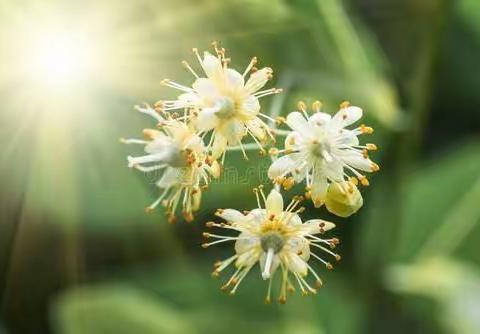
[302,219,336,234]
[246,118,266,141]
[235,232,260,253]
[225,68,244,91]
[127,152,169,167]
[285,236,306,254]
[156,167,179,188]
[285,252,308,276]
[310,168,328,207]
[246,208,266,226]
[192,78,219,98]
[216,208,246,222]
[178,92,201,105]
[223,120,245,144]
[265,188,283,214]
[340,151,374,172]
[268,153,303,180]
[284,132,303,150]
[336,129,359,146]
[308,112,331,127]
[244,67,272,94]
[211,133,228,159]
[331,106,363,128]
[236,248,260,267]
[241,95,260,116]
[286,112,311,134]
[201,52,222,79]
[144,135,171,154]
[196,106,219,131]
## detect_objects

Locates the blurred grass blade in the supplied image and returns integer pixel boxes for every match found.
[418,175,480,258]
[52,285,194,334]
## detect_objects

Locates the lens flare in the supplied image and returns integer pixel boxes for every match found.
[28,30,94,86]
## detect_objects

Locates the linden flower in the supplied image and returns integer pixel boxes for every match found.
[122,104,220,223]
[203,187,340,303]
[268,101,379,214]
[155,42,282,161]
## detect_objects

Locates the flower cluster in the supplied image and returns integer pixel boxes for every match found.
[123,42,281,221]
[269,101,379,217]
[123,43,379,303]
[204,187,340,303]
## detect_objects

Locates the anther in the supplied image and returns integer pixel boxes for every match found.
[269,147,279,156]
[366,143,377,150]
[371,163,380,172]
[349,177,359,185]
[358,176,370,186]
[360,124,374,134]
[183,211,194,222]
[168,215,177,224]
[282,177,295,190]
[312,100,322,112]
[142,129,158,140]
[340,101,351,109]
[297,101,307,112]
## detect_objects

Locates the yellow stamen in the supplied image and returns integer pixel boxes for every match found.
[360,124,374,134]
[312,100,322,112]
[297,101,307,112]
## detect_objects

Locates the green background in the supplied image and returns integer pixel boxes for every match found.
[1,0,480,333]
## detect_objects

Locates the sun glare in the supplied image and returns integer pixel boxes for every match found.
[27,30,95,87]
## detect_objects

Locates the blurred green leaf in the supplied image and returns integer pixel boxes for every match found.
[396,140,480,260]
[385,257,480,334]
[457,0,480,35]
[51,284,194,334]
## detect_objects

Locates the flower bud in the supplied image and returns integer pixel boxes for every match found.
[325,181,363,217]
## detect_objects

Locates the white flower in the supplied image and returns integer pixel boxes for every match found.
[155,42,282,161]
[268,101,379,208]
[203,187,340,303]
[122,104,220,223]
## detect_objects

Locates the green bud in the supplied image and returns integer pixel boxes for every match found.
[325,181,363,217]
